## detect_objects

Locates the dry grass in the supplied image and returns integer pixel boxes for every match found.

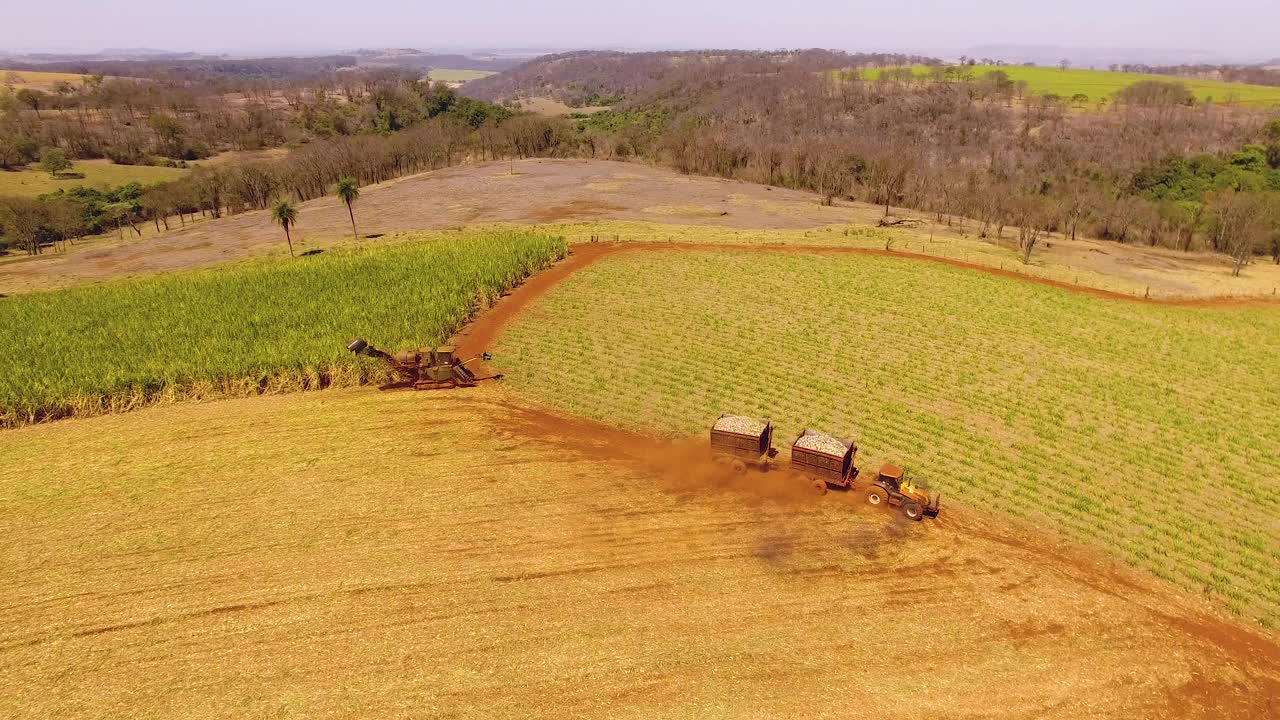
[1,385,1277,718]
[516,97,612,116]
[426,69,497,83]
[0,159,187,198]
[5,159,1277,300]
[0,69,99,92]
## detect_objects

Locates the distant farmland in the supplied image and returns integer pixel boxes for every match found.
[0,159,187,198]
[863,65,1280,107]
[427,68,497,83]
[0,68,99,92]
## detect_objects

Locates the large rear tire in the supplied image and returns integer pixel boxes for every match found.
[731,459,747,474]
[866,487,885,507]
[902,501,923,521]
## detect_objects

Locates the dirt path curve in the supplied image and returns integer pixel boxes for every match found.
[455,241,1277,357]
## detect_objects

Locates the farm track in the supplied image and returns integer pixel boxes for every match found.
[455,240,1279,360]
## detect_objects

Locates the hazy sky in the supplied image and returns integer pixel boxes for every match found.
[3,0,1278,60]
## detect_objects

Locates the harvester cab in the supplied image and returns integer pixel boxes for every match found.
[347,338,498,390]
[866,463,941,521]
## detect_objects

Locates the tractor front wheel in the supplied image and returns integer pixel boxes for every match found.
[902,501,923,521]
[865,487,885,507]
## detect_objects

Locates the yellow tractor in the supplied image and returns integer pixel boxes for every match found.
[865,464,940,521]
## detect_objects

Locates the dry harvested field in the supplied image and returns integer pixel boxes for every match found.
[2,386,1278,719]
[7,159,1277,297]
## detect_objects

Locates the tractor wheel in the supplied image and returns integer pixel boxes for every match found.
[902,501,923,521]
[811,479,827,496]
[865,487,885,507]
[731,459,747,474]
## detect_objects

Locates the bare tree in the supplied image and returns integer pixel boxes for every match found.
[1206,191,1272,276]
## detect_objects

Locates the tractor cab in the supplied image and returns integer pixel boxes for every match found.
[867,463,941,521]
[877,463,905,489]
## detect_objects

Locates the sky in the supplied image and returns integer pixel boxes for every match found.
[2,0,1278,61]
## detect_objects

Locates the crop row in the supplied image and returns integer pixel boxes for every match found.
[494,249,1280,628]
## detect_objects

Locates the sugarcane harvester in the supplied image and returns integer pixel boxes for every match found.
[347,338,498,390]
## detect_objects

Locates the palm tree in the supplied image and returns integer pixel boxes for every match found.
[334,177,360,240]
[271,200,299,258]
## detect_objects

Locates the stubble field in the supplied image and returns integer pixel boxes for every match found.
[1,385,1277,719]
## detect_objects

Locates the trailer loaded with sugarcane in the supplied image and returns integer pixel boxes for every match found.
[709,415,940,521]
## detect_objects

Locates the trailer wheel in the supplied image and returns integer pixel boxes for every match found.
[865,487,885,506]
[731,459,747,474]
[902,501,923,521]
[811,479,827,496]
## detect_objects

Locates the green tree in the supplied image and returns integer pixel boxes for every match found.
[334,177,360,240]
[271,200,299,258]
[38,147,72,178]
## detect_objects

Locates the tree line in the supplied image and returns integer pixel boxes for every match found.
[0,108,568,255]
[0,66,504,169]
[476,52,1280,273]
[5,51,1280,274]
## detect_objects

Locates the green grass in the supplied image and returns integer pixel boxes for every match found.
[0,160,188,198]
[494,249,1280,627]
[0,230,566,425]
[427,69,498,83]
[863,65,1280,107]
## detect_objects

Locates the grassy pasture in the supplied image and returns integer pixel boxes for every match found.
[427,68,497,83]
[0,69,96,92]
[0,159,187,198]
[0,230,566,425]
[863,65,1280,107]
[495,249,1280,627]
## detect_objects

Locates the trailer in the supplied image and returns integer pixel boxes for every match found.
[789,429,859,495]
[710,415,778,472]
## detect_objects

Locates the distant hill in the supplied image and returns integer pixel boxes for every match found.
[100,48,179,56]
[346,48,524,73]
[463,49,940,107]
